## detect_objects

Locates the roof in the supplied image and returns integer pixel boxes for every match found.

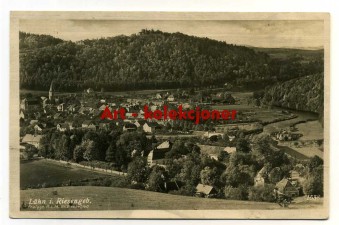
[146,122,161,128]
[135,120,146,125]
[49,81,54,92]
[156,140,172,150]
[82,120,93,126]
[224,147,236,154]
[256,166,268,178]
[196,184,215,195]
[275,178,295,192]
[22,98,40,105]
[58,123,70,129]
[124,123,137,129]
[22,134,42,143]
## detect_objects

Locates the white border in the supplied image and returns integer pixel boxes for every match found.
[1,0,339,225]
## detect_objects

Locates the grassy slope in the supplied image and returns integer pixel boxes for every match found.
[21,186,281,210]
[21,186,323,211]
[20,159,113,189]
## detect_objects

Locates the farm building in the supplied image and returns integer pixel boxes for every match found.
[275,178,299,197]
[195,184,217,198]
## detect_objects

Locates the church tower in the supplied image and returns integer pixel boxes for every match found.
[49,81,54,101]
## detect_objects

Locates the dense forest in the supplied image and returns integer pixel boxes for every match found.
[262,73,324,121]
[19,30,323,91]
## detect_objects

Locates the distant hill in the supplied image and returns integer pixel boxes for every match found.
[19,32,64,50]
[251,47,324,60]
[263,73,324,118]
[19,30,323,91]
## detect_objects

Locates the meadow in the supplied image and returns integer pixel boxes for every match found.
[20,159,114,189]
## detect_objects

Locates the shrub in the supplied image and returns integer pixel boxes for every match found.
[248,184,275,202]
[224,185,248,200]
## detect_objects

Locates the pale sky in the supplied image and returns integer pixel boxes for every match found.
[19,19,324,49]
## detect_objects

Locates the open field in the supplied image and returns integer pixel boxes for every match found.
[263,114,318,135]
[20,159,114,189]
[20,186,322,211]
[278,143,323,159]
[296,121,324,141]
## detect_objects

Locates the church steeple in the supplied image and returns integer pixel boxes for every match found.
[49,81,54,101]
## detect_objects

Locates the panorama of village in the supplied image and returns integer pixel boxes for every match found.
[18,28,324,211]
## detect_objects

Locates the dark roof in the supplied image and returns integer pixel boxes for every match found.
[146,122,161,128]
[124,123,137,129]
[58,123,70,129]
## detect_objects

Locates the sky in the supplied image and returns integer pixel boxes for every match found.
[19,19,324,49]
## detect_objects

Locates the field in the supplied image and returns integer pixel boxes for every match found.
[20,186,323,211]
[20,159,114,189]
[296,121,324,141]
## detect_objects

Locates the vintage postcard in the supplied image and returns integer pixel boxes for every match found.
[9,12,330,219]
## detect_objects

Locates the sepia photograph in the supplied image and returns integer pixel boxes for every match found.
[9,11,329,219]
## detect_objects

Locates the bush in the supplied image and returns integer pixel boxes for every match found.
[248,184,276,202]
[224,185,248,200]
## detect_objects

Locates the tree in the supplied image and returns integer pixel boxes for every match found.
[303,165,323,196]
[200,166,219,186]
[165,140,189,159]
[127,157,150,183]
[39,134,51,157]
[269,167,283,184]
[309,155,323,172]
[73,145,85,163]
[236,138,251,153]
[248,184,276,202]
[82,140,97,161]
[147,166,166,192]
[55,134,71,160]
[224,185,248,200]
[217,151,229,162]
[105,143,116,162]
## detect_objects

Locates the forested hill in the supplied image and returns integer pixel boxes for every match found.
[19,30,323,91]
[262,73,324,118]
[19,32,64,50]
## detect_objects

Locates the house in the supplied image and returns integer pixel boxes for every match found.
[224,147,236,154]
[134,120,146,128]
[254,167,268,187]
[195,184,217,198]
[57,123,70,132]
[99,122,110,131]
[143,122,161,133]
[20,98,40,111]
[275,178,299,197]
[57,103,66,112]
[19,110,25,120]
[290,170,301,181]
[53,113,62,120]
[155,93,162,99]
[147,140,172,166]
[65,121,76,130]
[123,123,137,132]
[167,95,175,102]
[82,120,96,131]
[29,120,39,125]
[21,134,42,149]
[34,124,43,133]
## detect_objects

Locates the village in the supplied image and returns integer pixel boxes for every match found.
[19,81,324,207]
